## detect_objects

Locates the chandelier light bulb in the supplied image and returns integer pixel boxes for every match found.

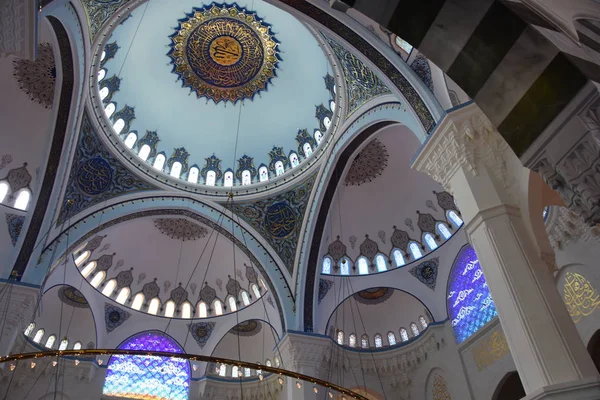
[238,370,243,377]
[278,377,284,385]
[313,386,318,393]
[52,361,57,367]
[75,360,80,366]
[9,364,15,371]
[98,359,103,366]
[192,364,198,371]
[259,373,264,381]
[30,361,36,369]
[296,381,302,389]
[328,392,334,398]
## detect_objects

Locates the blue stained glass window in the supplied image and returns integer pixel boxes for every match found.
[437,223,452,239]
[448,211,463,228]
[102,331,190,400]
[447,245,497,343]
[424,234,438,250]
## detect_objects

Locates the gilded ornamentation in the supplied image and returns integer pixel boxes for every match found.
[344,139,388,186]
[409,258,439,291]
[81,0,128,39]
[563,272,600,323]
[58,286,89,308]
[13,43,56,108]
[231,320,262,336]
[105,303,131,334]
[188,322,216,349]
[471,329,510,371]
[432,374,451,400]
[353,287,393,305]
[153,218,209,241]
[168,4,279,104]
[265,202,297,238]
[76,157,113,195]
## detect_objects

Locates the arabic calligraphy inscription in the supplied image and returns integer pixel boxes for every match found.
[563,272,600,323]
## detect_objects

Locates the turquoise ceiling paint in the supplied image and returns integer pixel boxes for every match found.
[102,0,331,173]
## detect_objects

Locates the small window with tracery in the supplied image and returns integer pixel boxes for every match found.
[337,330,344,345]
[259,166,269,182]
[410,322,419,337]
[374,334,382,348]
[419,315,428,330]
[241,170,251,186]
[289,153,300,168]
[206,171,216,186]
[314,130,323,144]
[348,333,356,348]
[224,172,234,187]
[275,161,285,176]
[400,328,409,342]
[448,211,463,228]
[322,257,332,274]
[388,332,396,346]
[361,335,369,348]
[303,143,313,157]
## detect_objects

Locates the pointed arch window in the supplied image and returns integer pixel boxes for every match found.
[224,171,234,187]
[241,170,251,185]
[181,302,192,319]
[374,334,382,348]
[14,190,30,210]
[448,211,463,228]
[90,271,106,288]
[289,153,300,168]
[98,69,106,81]
[336,330,344,345]
[219,364,227,376]
[59,339,69,351]
[73,342,82,350]
[258,166,269,182]
[124,132,137,149]
[424,234,438,250]
[99,87,110,101]
[275,161,285,176]
[213,300,223,316]
[388,332,397,346]
[409,242,423,260]
[357,257,369,275]
[102,279,117,296]
[170,162,182,179]
[45,334,56,349]
[33,329,44,343]
[324,117,331,129]
[400,328,409,342]
[228,296,237,312]
[303,143,313,157]
[131,293,144,310]
[314,130,323,144]
[153,154,166,171]
[340,259,350,276]
[419,315,428,330]
[138,144,151,161]
[322,257,332,274]
[251,284,261,300]
[188,167,199,183]
[231,366,239,378]
[392,249,405,267]
[80,261,97,278]
[0,182,9,203]
[164,301,175,318]
[375,255,387,272]
[105,103,116,118]
[24,323,35,336]
[113,119,125,134]
[437,223,452,239]
[198,302,208,318]
[348,333,357,347]
[241,291,250,306]
[206,170,216,186]
[74,250,91,267]
[410,323,419,337]
[361,334,369,349]
[116,288,130,305]
[148,298,160,315]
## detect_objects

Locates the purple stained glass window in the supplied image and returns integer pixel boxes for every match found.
[102,331,190,400]
[447,245,497,343]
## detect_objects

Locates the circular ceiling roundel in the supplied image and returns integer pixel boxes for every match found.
[168,4,280,104]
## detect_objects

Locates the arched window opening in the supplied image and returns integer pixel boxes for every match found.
[241,170,251,185]
[99,87,110,101]
[392,249,405,267]
[98,69,106,81]
[375,254,387,272]
[24,323,35,336]
[244,367,251,377]
[181,302,192,319]
[448,211,463,228]
[116,288,130,305]
[419,315,428,330]
[170,162,182,179]
[337,330,344,345]
[45,335,56,349]
[80,261,97,278]
[131,293,144,310]
[113,119,125,134]
[153,154,166,171]
[188,167,199,183]
[102,331,190,400]
[357,257,369,275]
[424,234,438,250]
[74,251,91,268]
[289,153,300,168]
[231,366,239,378]
[241,291,250,306]
[0,181,9,203]
[265,359,272,367]
[164,301,176,318]
[251,284,261,300]
[102,279,117,296]
[388,332,397,346]
[213,300,223,316]
[275,161,285,176]
[14,190,30,211]
[324,117,331,129]
[148,298,160,315]
[101,51,106,61]
[258,166,269,182]
[374,334,383,348]
[437,223,452,239]
[59,339,69,351]
[33,329,44,343]
[410,323,419,337]
[348,333,356,348]
[198,302,208,318]
[228,296,237,312]
[340,259,350,275]
[124,132,137,149]
[322,257,332,274]
[138,144,151,161]
[206,170,216,186]
[219,364,227,376]
[330,101,336,113]
[73,342,82,350]
[409,242,423,260]
[361,335,369,349]
[104,103,116,118]
[303,143,313,157]
[314,130,323,144]
[224,171,234,187]
[400,328,409,342]
[90,271,106,288]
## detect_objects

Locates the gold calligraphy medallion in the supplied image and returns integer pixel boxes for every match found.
[563,272,600,323]
[168,5,279,104]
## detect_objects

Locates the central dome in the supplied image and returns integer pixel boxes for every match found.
[95,0,335,193]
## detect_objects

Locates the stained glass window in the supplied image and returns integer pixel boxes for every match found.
[224,171,234,187]
[437,223,451,240]
[205,170,216,186]
[357,257,369,275]
[392,249,405,267]
[314,130,322,144]
[322,257,332,274]
[105,103,116,118]
[242,170,251,185]
[289,154,300,168]
[102,331,190,400]
[33,328,44,343]
[409,242,422,260]
[24,323,35,336]
[259,166,269,182]
[100,87,110,101]
[447,245,497,343]
[361,335,369,348]
[374,334,382,348]
[337,330,344,345]
[98,69,106,81]
[59,339,68,351]
[231,366,239,377]
[303,143,313,157]
[219,364,227,376]
[45,335,56,349]
[387,332,396,346]
[410,323,419,337]
[419,316,428,330]
[448,211,463,228]
[348,333,356,347]
[400,328,409,342]
[275,161,285,175]
[375,255,387,272]
[424,234,438,250]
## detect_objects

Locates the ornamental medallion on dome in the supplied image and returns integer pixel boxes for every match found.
[168,4,280,104]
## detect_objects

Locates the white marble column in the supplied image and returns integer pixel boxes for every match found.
[412,104,600,399]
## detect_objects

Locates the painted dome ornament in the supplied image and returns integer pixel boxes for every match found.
[168,4,280,104]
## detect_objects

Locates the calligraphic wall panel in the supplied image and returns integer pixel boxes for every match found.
[562,271,600,323]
